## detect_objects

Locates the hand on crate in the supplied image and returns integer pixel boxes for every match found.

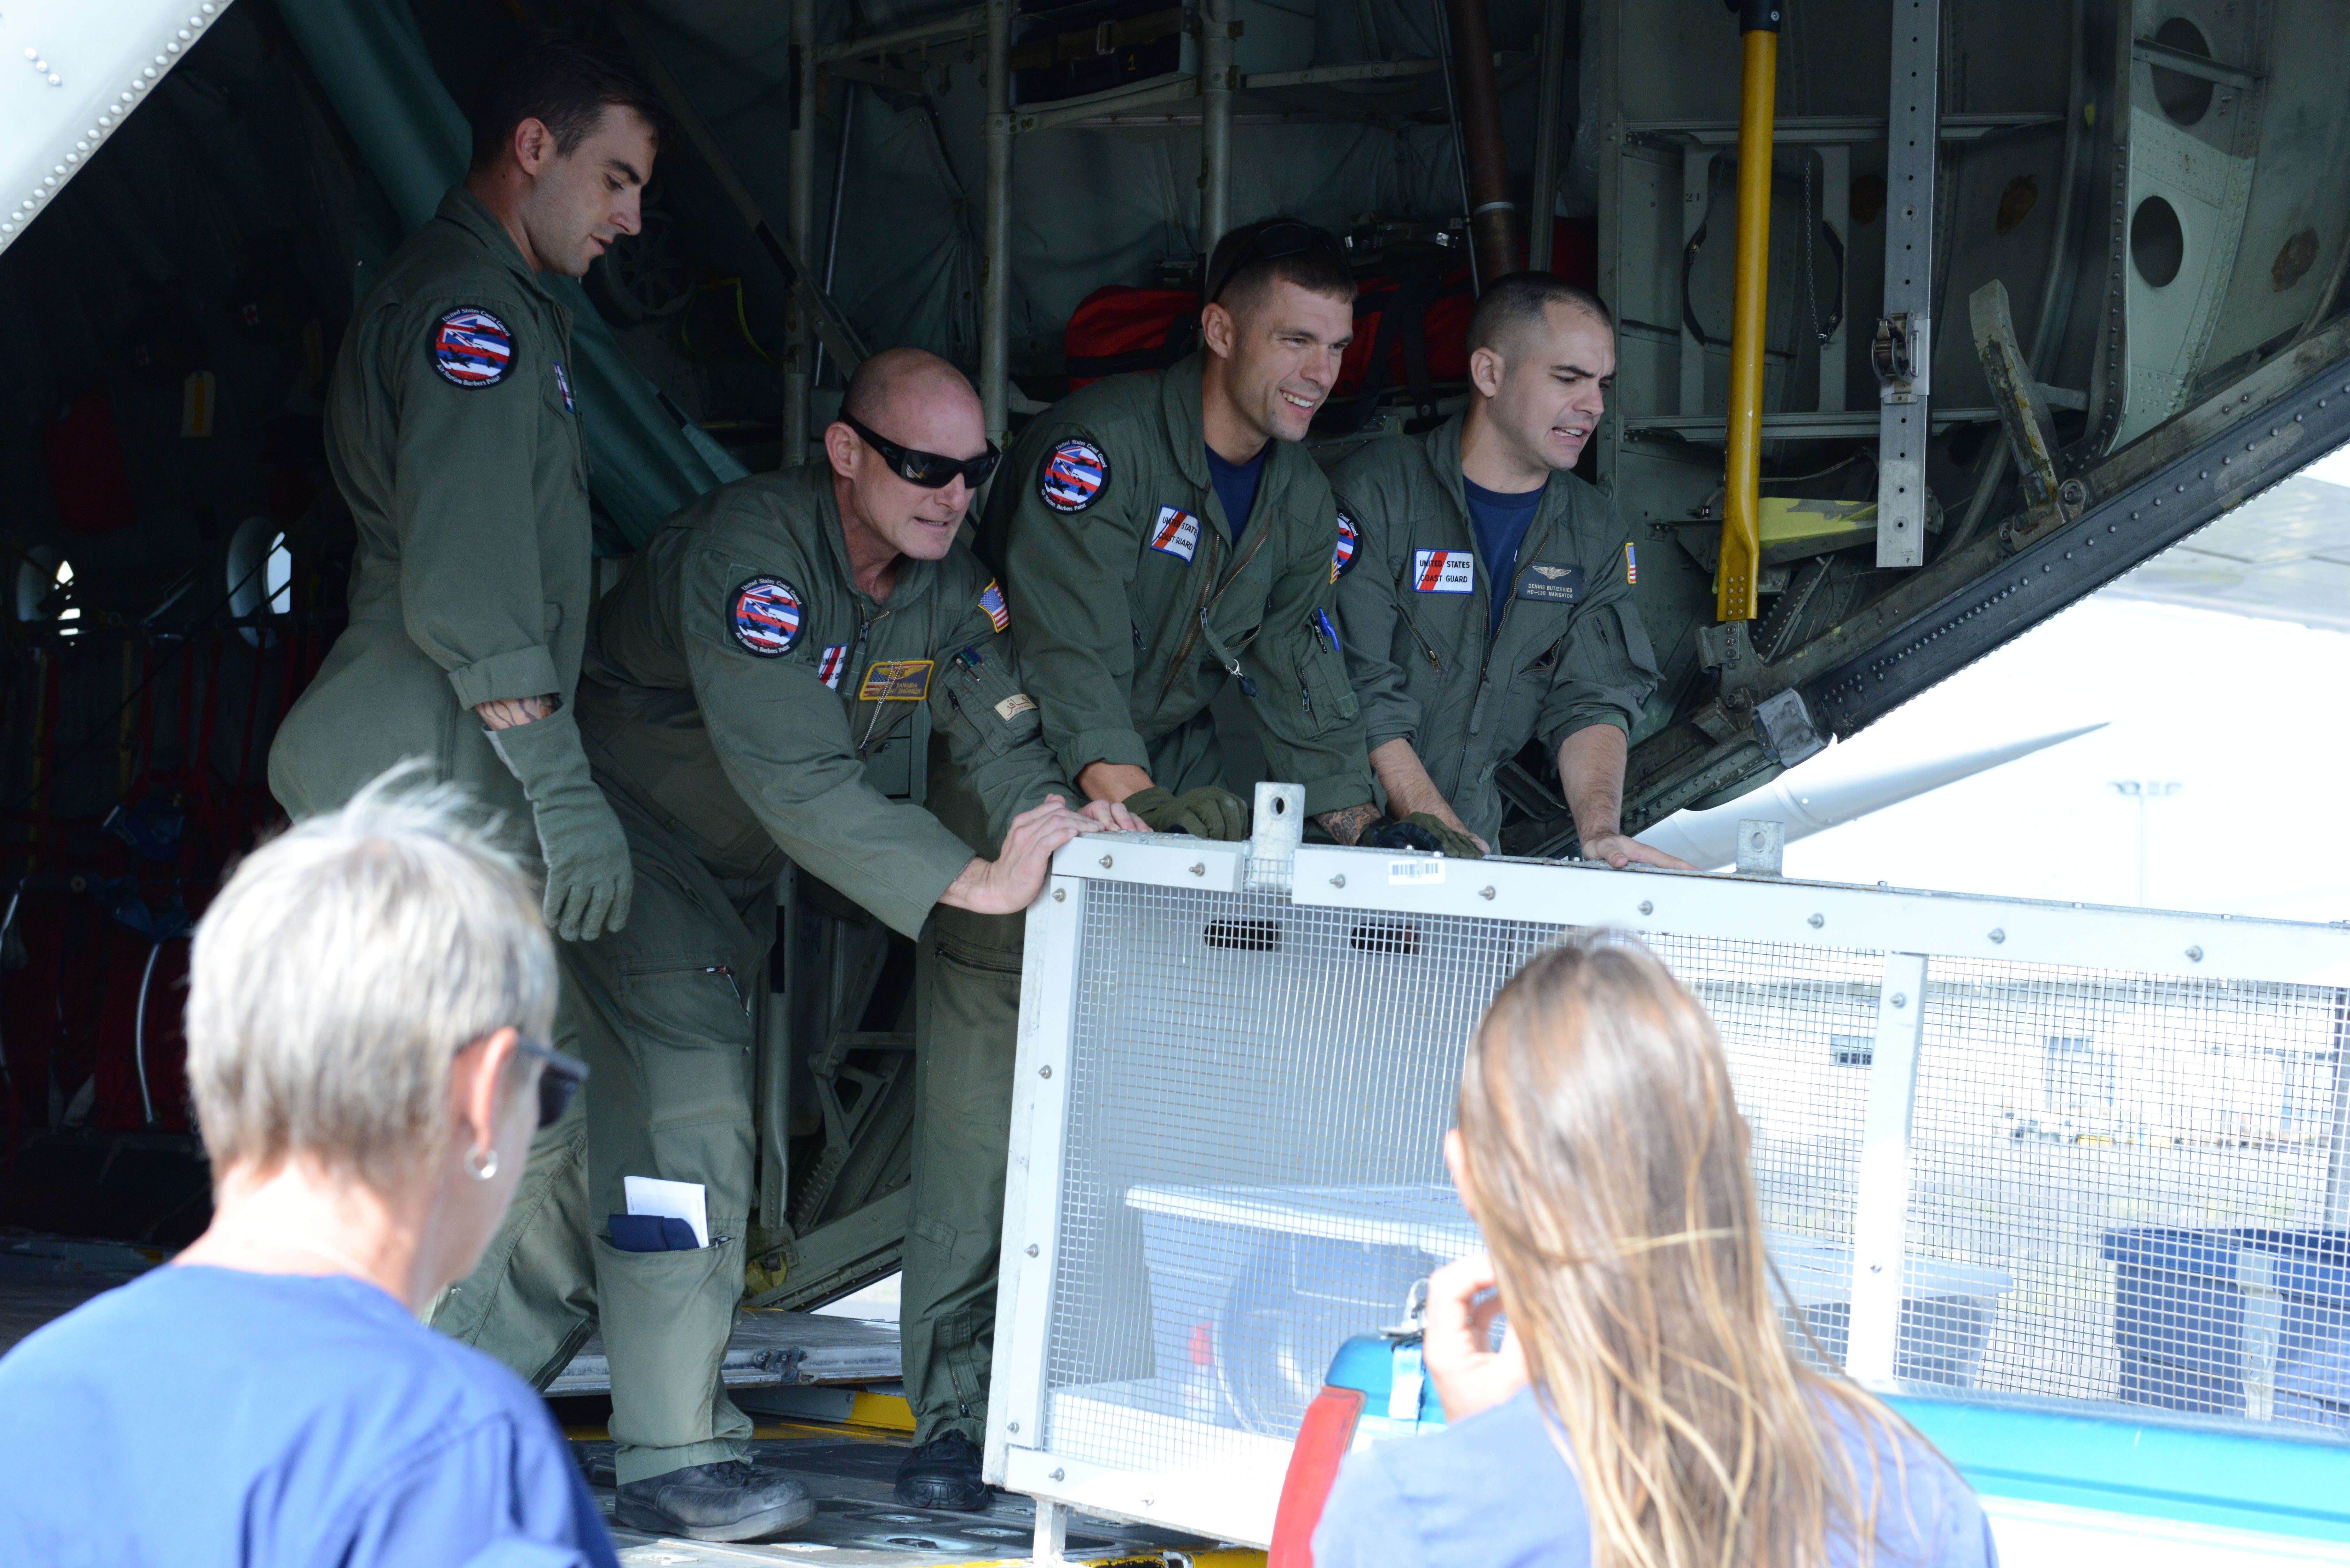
[1422,1252,1528,1423]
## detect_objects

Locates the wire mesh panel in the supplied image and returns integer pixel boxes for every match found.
[995,848,2350,1545]
[1907,965,2350,1427]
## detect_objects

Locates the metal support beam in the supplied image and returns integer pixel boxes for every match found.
[1874,0,1939,568]
[1847,952,1928,1386]
[1442,0,1524,283]
[1525,0,1571,272]
[785,0,816,467]
[816,6,987,64]
[980,0,1013,445]
[2325,991,2350,1228]
[1969,278,2062,514]
[1198,0,1234,258]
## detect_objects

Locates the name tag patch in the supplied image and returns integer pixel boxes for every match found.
[430,306,513,388]
[815,644,848,689]
[1148,505,1201,563]
[1411,549,1475,593]
[1331,505,1360,582]
[994,692,1037,721]
[859,659,935,702]
[1040,439,1109,512]
[728,576,803,656]
[1515,561,1588,604]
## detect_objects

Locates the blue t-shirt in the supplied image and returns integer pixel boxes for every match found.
[1462,476,1546,633]
[1205,442,1268,542]
[1313,1387,1997,1568]
[0,1265,620,1568]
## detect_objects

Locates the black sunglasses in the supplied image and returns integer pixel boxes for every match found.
[495,1036,588,1129]
[842,412,1002,490]
[1206,219,1351,305]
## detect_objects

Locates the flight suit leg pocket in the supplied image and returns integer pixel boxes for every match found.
[610,959,757,1226]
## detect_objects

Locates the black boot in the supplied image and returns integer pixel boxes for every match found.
[614,1459,815,1542]
[892,1431,991,1511]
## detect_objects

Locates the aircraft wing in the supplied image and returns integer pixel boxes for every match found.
[2100,467,2350,634]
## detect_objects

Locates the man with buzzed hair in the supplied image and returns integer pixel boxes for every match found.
[1330,272,1687,866]
[567,348,1138,1538]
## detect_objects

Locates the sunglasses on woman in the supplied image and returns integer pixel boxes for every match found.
[842,412,1002,490]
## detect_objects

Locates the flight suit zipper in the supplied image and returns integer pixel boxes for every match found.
[850,604,896,756]
[1160,505,1278,703]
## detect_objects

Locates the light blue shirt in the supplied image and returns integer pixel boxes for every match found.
[0,1265,620,1568]
[1313,1386,1998,1568]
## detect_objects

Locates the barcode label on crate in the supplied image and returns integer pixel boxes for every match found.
[1388,859,1446,886]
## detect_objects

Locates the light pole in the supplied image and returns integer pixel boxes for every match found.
[2107,780,2182,905]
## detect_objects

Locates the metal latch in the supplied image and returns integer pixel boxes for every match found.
[1871,312,1929,403]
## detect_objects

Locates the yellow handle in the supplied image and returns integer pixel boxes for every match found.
[1717,25,1777,623]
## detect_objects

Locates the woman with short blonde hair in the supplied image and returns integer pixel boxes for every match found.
[0,774,618,1567]
[1316,935,1992,1568]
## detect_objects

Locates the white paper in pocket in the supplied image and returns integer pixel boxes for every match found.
[623,1176,710,1248]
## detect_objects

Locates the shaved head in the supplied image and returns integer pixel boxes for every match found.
[842,346,980,437]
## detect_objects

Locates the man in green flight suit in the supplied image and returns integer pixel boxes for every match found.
[268,36,663,1387]
[978,216,1380,849]
[569,348,1138,1540]
[1329,272,1691,867]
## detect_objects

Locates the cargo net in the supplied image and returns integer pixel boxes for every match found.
[1040,883,1892,1493]
[1909,961,2348,1428]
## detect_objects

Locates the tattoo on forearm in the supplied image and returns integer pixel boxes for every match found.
[476,694,559,731]
[1316,803,1381,846]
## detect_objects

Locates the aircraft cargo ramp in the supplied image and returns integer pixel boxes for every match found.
[988,794,2350,1564]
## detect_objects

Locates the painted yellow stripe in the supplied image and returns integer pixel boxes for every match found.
[847,1390,917,1431]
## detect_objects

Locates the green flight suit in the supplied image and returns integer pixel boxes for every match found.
[268,185,598,1390]
[977,351,1375,820]
[1329,412,1663,846]
[572,463,1071,1479]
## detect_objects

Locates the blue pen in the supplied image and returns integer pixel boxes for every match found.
[1315,608,1341,653]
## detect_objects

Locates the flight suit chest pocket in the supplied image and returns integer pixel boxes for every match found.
[1255,608,1357,736]
[936,643,1042,760]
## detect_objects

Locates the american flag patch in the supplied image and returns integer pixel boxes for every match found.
[815,644,848,689]
[1148,505,1201,563]
[1410,548,1475,593]
[978,579,1010,633]
[431,306,513,388]
[1626,542,1638,585]
[553,359,574,414]
[728,576,803,657]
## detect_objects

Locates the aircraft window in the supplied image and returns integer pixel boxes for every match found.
[14,549,75,637]
[226,514,292,646]
[2148,18,2216,126]
[2131,195,2185,288]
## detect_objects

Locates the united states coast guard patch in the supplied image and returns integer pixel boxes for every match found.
[431,306,514,388]
[1039,439,1109,512]
[729,576,803,656]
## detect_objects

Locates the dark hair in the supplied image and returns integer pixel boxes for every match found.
[1467,272,1614,356]
[1205,217,1356,316]
[467,33,668,172]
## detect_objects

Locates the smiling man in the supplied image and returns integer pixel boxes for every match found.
[1330,273,1686,867]
[980,216,1379,849]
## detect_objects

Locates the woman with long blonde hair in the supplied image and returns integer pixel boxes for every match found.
[1314,936,1993,1568]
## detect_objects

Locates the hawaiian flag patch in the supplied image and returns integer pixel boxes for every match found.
[1411,548,1475,593]
[1039,439,1109,512]
[553,360,575,414]
[815,644,848,689]
[729,576,803,656]
[1330,506,1360,582]
[978,579,1011,633]
[1625,542,1638,585]
[430,306,514,388]
[1148,505,1201,563]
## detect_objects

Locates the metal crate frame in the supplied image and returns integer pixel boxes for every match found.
[985,833,2350,1551]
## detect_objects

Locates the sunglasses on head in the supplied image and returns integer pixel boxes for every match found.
[1206,219,1351,305]
[842,412,1002,490]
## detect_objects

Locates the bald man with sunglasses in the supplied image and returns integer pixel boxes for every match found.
[562,348,1137,1539]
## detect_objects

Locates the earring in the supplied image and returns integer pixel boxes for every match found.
[465,1143,499,1182]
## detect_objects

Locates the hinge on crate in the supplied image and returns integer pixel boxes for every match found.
[1247,780,1305,893]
